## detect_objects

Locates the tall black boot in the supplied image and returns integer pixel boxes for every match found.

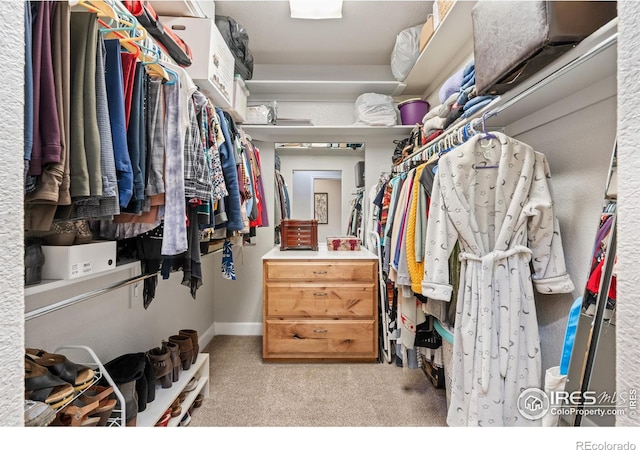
[144,354,156,404]
[101,353,146,426]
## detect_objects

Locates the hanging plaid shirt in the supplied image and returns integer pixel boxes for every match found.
[183,95,212,201]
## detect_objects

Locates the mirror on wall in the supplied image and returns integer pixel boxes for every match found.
[559,141,617,427]
[274,143,365,244]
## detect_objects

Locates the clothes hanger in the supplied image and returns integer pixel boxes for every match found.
[74,0,118,25]
[475,111,500,169]
[163,66,179,86]
[139,39,170,81]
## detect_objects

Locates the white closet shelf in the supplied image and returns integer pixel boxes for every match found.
[241,125,414,142]
[148,0,210,18]
[24,261,141,297]
[393,18,617,173]
[244,80,407,102]
[485,18,617,130]
[194,78,233,110]
[401,0,477,97]
[137,353,210,427]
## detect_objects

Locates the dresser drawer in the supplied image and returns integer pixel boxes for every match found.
[263,320,377,360]
[265,283,375,318]
[264,260,376,282]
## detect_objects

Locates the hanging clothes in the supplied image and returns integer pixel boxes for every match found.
[24,1,71,230]
[69,10,102,199]
[421,132,575,426]
[215,106,244,231]
[103,38,133,209]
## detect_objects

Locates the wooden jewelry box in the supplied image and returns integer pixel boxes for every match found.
[280,219,318,251]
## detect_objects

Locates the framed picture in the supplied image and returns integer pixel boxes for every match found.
[314,193,328,224]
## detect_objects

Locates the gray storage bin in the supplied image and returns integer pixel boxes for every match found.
[472,1,617,96]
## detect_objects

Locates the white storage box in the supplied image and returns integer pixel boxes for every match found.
[230,75,250,123]
[161,16,235,108]
[41,241,117,280]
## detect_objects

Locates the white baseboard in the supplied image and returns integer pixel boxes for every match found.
[214,322,263,336]
[199,322,217,350]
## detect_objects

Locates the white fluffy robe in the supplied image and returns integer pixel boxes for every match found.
[421,132,575,426]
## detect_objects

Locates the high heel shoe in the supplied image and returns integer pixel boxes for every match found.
[147,344,173,389]
[81,385,117,427]
[52,395,100,426]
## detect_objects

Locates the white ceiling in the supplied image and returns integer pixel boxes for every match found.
[214,0,433,66]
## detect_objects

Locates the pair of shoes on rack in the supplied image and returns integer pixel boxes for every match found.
[51,385,116,427]
[24,349,97,410]
[179,411,191,427]
[170,398,182,418]
[147,329,199,389]
[24,400,56,427]
[155,408,172,427]
[171,329,199,370]
[26,348,96,391]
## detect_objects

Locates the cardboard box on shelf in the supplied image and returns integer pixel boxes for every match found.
[419,15,435,52]
[434,0,455,29]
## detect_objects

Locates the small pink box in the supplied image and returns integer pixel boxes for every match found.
[326,236,361,251]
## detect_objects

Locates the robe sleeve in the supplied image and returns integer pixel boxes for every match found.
[526,153,575,294]
[421,172,459,301]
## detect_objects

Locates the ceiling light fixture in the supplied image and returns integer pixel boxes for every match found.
[289,0,343,19]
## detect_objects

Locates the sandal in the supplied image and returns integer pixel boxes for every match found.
[24,358,75,408]
[53,395,100,426]
[26,349,95,390]
[80,386,117,427]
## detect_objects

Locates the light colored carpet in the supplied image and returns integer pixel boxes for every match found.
[188,335,448,427]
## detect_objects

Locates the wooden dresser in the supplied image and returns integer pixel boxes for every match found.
[262,245,378,362]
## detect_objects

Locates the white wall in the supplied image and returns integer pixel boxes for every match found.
[512,96,616,375]
[616,0,640,426]
[24,255,219,364]
[314,178,343,239]
[0,1,25,427]
[279,152,365,239]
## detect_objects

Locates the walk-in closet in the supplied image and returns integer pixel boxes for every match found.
[3,0,640,440]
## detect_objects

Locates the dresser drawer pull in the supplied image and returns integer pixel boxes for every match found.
[313,292,328,297]
[313,271,328,275]
[313,329,328,334]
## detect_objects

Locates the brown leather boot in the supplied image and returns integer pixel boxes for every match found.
[178,329,199,365]
[147,344,173,389]
[163,340,181,383]
[168,335,193,371]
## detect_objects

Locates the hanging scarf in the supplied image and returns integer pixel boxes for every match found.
[221,240,236,280]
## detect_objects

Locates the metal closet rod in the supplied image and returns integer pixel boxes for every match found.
[487,32,618,119]
[25,247,225,321]
[396,30,617,170]
[25,271,159,321]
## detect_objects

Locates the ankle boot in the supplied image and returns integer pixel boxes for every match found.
[163,340,181,382]
[147,344,173,389]
[168,335,193,371]
[179,329,199,365]
[102,353,145,426]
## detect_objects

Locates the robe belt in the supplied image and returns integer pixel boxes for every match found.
[458,245,533,394]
